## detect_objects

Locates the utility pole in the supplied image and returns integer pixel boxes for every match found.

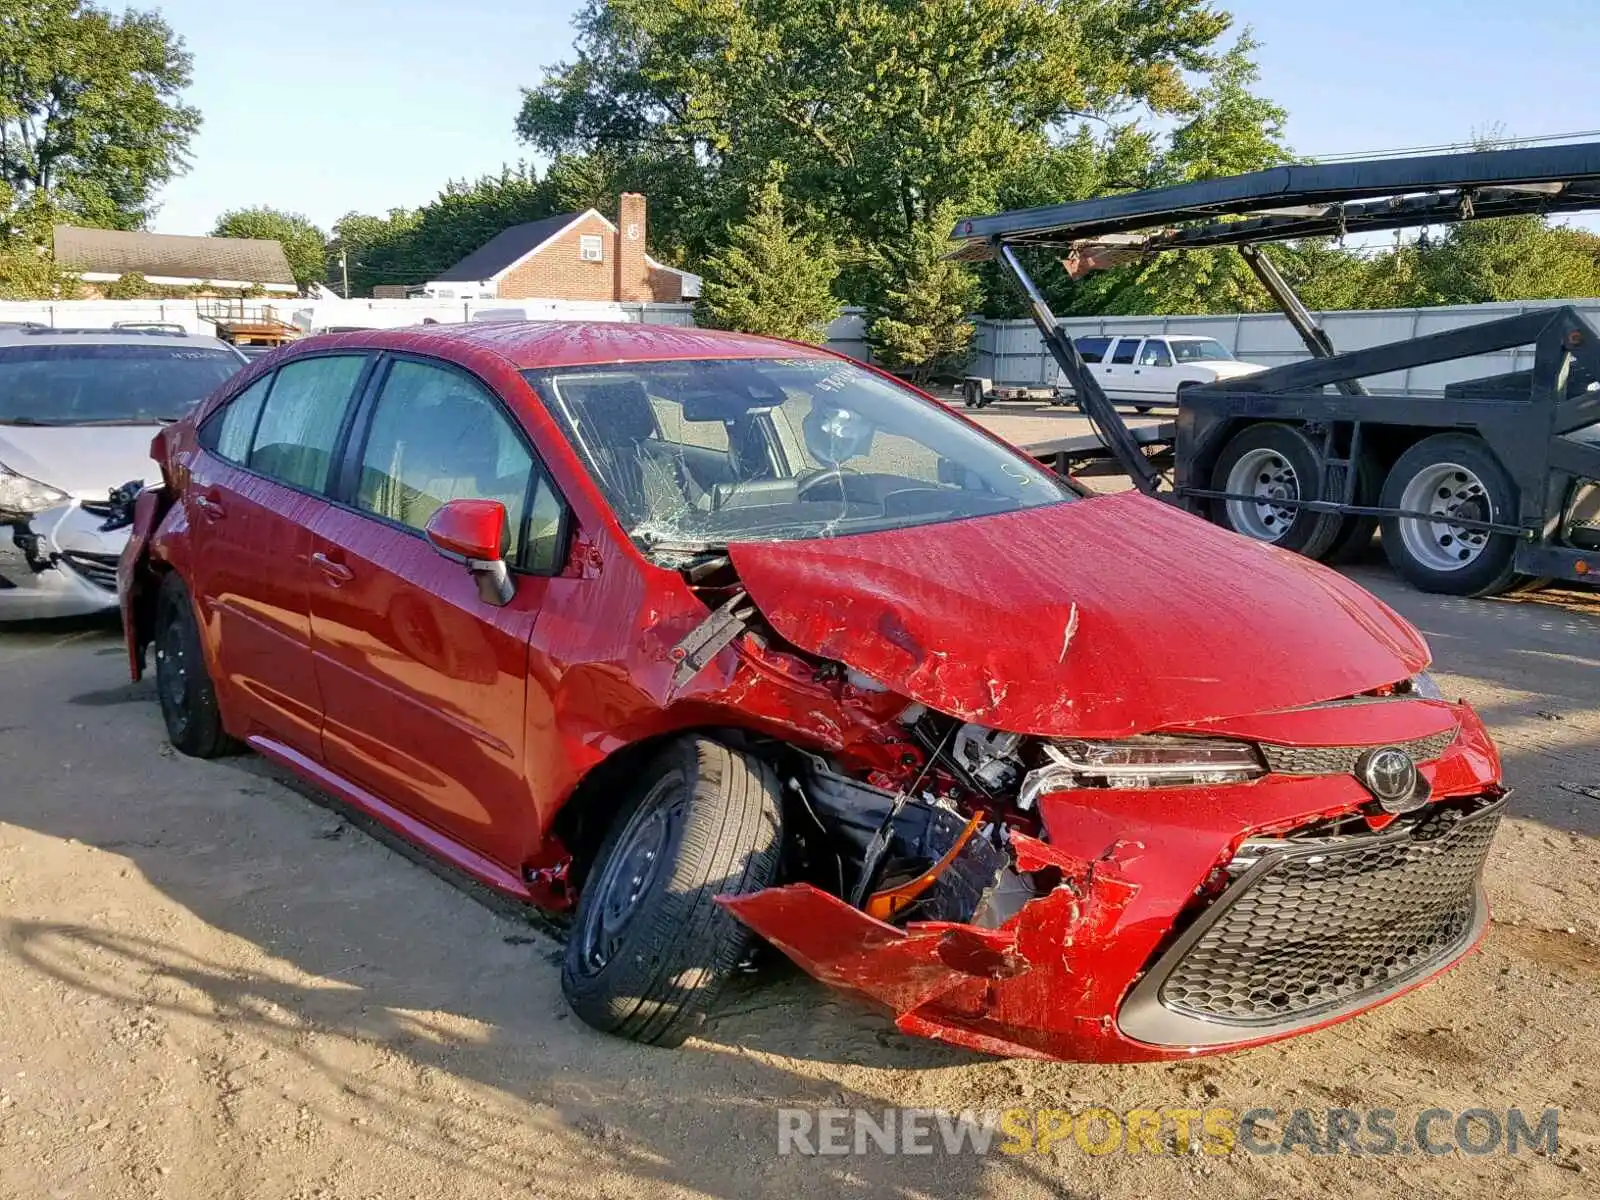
[339,249,350,299]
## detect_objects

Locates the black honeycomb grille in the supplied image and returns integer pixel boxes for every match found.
[1157,801,1501,1025]
[1259,727,1458,776]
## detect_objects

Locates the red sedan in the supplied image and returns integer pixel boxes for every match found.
[119,322,1505,1061]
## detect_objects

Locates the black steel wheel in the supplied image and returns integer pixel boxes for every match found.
[154,572,238,758]
[561,736,782,1047]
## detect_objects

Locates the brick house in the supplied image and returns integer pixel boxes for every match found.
[423,194,698,303]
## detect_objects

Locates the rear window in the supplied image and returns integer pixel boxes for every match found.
[0,343,244,425]
[1074,336,1111,364]
[1110,339,1140,365]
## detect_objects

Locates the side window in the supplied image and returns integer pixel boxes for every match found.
[355,359,554,569]
[249,355,366,492]
[1075,337,1110,364]
[1139,340,1172,367]
[200,375,272,464]
[1110,339,1140,365]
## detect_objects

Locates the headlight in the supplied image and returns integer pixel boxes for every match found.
[1019,736,1264,806]
[0,463,70,522]
[1403,671,1445,700]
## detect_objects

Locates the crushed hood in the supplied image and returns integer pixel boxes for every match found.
[0,425,159,498]
[727,491,1429,738]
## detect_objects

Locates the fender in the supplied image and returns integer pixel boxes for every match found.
[117,486,177,681]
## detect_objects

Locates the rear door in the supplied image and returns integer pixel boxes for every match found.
[187,354,371,757]
[306,355,568,873]
[1098,338,1143,402]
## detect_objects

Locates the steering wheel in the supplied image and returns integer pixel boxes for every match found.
[796,466,861,501]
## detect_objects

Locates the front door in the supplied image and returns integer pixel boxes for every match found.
[307,355,568,873]
[186,354,370,757]
[1131,338,1176,402]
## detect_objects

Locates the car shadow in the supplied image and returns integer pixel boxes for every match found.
[4,636,1052,1199]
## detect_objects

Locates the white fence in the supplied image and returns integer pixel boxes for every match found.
[0,296,697,335]
[9,295,1597,396]
[969,299,1600,395]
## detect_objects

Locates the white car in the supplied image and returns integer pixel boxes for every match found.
[0,327,246,620]
[1067,334,1266,410]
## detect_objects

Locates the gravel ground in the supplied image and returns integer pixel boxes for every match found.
[1,464,1597,1198]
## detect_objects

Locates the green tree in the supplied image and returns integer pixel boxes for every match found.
[867,201,982,383]
[520,0,1236,268]
[696,179,839,343]
[1065,34,1294,316]
[330,166,557,296]
[0,0,200,231]
[1412,217,1600,304]
[212,207,327,289]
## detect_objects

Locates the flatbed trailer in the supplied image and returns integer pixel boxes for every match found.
[951,142,1600,595]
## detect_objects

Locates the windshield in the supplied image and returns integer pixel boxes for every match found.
[1170,339,1235,363]
[0,344,244,425]
[527,357,1071,549]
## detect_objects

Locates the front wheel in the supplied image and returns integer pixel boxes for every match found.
[154,572,239,758]
[1380,434,1520,596]
[561,737,783,1047]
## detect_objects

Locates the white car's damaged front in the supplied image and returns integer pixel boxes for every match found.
[0,330,245,620]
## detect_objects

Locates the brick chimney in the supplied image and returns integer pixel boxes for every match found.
[615,192,652,302]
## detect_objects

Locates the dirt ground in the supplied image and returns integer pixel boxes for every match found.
[3,439,1599,1197]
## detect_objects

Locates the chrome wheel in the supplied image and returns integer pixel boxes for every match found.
[1224,447,1302,542]
[1397,461,1491,572]
[575,779,678,975]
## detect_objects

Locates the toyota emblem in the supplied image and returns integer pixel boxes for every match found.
[1356,746,1427,814]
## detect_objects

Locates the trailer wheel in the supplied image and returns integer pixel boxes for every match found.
[1209,423,1342,558]
[1319,449,1381,565]
[1379,433,1519,596]
[961,380,981,408]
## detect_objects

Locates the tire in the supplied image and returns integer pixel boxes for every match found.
[1209,422,1342,559]
[1320,449,1381,565]
[961,380,980,408]
[561,736,783,1047]
[154,572,239,758]
[1379,433,1519,596]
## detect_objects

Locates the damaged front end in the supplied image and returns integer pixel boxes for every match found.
[717,703,1505,1062]
[640,519,1507,1062]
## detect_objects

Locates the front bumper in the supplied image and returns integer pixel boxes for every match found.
[1,503,127,621]
[721,700,1505,1062]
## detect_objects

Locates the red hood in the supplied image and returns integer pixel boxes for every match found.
[727,492,1429,738]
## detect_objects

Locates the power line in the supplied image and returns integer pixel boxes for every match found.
[1311,128,1600,163]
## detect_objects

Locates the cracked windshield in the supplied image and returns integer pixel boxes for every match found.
[527,356,1071,549]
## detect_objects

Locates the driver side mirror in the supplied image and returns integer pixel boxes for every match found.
[424,499,516,606]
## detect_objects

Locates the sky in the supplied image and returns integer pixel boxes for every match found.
[149,0,1600,236]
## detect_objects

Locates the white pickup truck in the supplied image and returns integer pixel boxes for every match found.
[962,334,1266,411]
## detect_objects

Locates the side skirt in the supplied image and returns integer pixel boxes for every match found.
[247,734,535,902]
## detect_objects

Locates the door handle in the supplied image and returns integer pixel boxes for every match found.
[193,493,225,519]
[312,551,354,584]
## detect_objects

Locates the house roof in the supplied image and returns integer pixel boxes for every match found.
[433,212,591,282]
[52,225,297,286]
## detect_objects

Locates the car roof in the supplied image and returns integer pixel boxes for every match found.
[1077,333,1217,342]
[286,320,837,371]
[0,326,240,352]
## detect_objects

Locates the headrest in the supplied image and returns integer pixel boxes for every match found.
[561,377,657,444]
